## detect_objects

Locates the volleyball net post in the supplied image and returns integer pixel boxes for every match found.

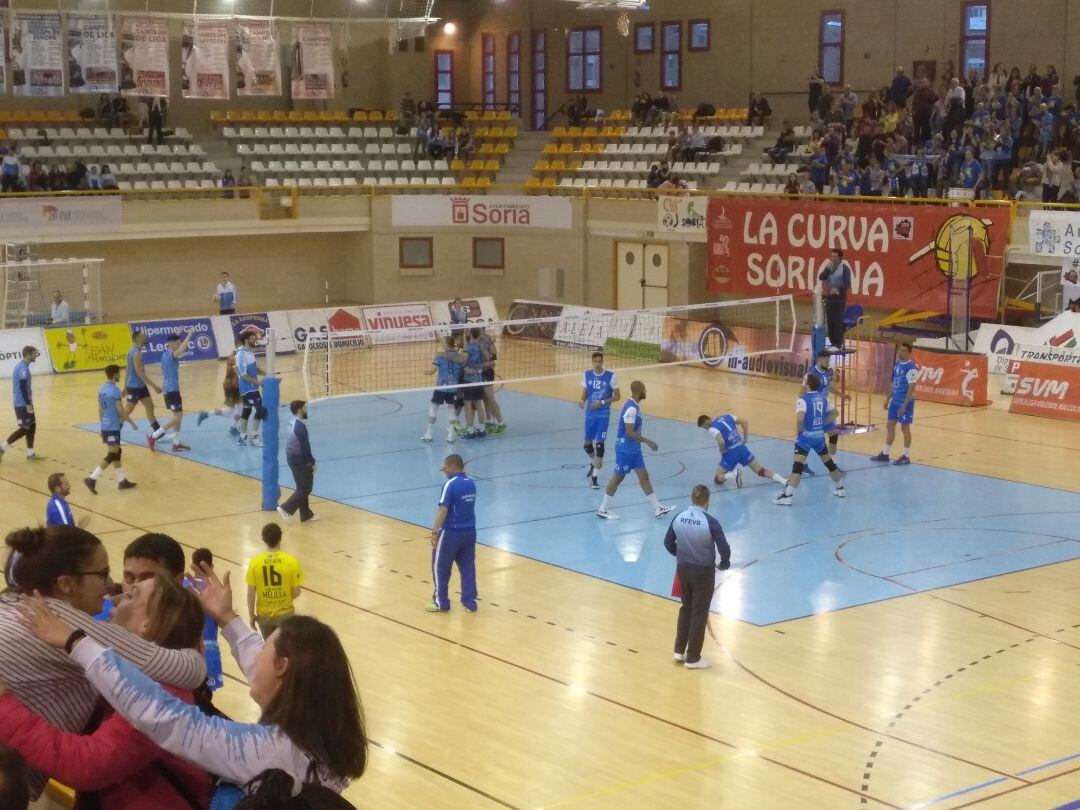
[261,329,282,512]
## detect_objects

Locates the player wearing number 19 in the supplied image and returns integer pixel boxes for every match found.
[580,351,620,490]
[245,523,304,640]
[773,373,846,506]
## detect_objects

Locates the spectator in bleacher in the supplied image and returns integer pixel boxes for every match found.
[1043,65,1060,96]
[988,122,1014,191]
[945,77,967,140]
[959,147,982,192]
[835,160,858,196]
[799,174,818,195]
[840,86,858,134]
[882,147,906,196]
[221,168,237,199]
[454,128,473,162]
[881,101,900,136]
[989,63,1009,96]
[566,95,585,127]
[1,146,22,194]
[685,127,708,162]
[1042,149,1070,202]
[889,67,913,108]
[428,126,448,159]
[146,97,166,146]
[48,164,66,192]
[112,94,129,125]
[889,129,909,157]
[399,92,417,134]
[909,145,931,197]
[912,78,937,145]
[822,96,844,128]
[414,114,433,159]
[867,159,886,196]
[765,122,796,164]
[99,165,117,191]
[646,162,670,189]
[26,161,46,193]
[67,161,88,190]
[652,92,673,125]
[748,93,771,126]
[784,174,801,195]
[807,144,830,193]
[808,69,825,115]
[96,94,114,128]
[1037,102,1056,159]
[87,165,101,190]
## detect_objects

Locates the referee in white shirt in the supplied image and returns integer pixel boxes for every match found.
[48,290,70,325]
[663,484,730,670]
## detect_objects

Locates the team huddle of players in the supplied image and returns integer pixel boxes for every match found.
[422,328,505,442]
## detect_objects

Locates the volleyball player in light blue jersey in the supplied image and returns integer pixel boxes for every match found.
[147,328,206,454]
[802,349,850,473]
[422,336,468,443]
[774,373,846,506]
[872,341,919,465]
[580,351,620,490]
[696,413,786,489]
[120,330,162,437]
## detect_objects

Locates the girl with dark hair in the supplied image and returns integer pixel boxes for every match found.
[0,573,211,809]
[0,526,207,798]
[20,563,366,803]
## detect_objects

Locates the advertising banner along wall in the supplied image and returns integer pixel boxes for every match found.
[1007,359,1080,421]
[657,194,707,235]
[44,323,133,373]
[290,23,334,99]
[67,14,118,94]
[706,198,1009,318]
[0,328,49,379]
[11,13,63,97]
[910,348,989,406]
[0,197,121,236]
[119,18,170,97]
[235,18,281,97]
[1028,210,1080,258]
[130,318,218,364]
[182,19,230,100]
[391,195,573,229]
[360,302,435,345]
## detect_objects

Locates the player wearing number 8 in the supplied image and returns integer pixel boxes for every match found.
[245,524,304,640]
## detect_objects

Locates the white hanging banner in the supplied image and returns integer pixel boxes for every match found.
[67,14,118,94]
[182,18,230,100]
[290,23,334,100]
[12,14,64,97]
[0,19,6,95]
[119,17,170,97]
[235,18,281,97]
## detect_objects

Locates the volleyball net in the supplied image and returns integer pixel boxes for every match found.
[301,294,797,402]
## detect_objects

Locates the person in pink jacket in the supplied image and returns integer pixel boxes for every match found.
[0,573,211,809]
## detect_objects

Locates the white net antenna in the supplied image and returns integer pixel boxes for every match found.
[304,295,796,402]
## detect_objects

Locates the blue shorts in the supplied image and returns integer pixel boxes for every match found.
[614,448,645,476]
[242,390,262,408]
[719,445,754,472]
[794,433,828,457]
[887,399,915,425]
[584,410,610,442]
[164,391,183,412]
[124,386,150,404]
[14,406,35,429]
[431,389,456,406]
[100,430,121,446]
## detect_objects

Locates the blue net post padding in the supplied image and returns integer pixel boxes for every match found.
[261,376,281,511]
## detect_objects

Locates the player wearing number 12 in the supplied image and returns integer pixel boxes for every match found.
[245,523,304,640]
[580,351,620,490]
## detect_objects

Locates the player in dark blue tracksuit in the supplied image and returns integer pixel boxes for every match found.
[427,454,478,612]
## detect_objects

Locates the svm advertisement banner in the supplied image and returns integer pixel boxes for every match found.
[705,198,1009,319]
[1002,343,1080,394]
[910,348,988,406]
[0,196,121,235]
[119,18,170,97]
[44,323,132,373]
[0,328,49,379]
[391,195,573,229]
[290,23,334,100]
[1007,360,1080,421]
[360,302,434,345]
[67,14,118,94]
[182,19,230,100]
[236,18,281,97]
[129,318,217,363]
[11,14,64,97]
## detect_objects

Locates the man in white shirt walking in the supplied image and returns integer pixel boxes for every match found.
[48,290,70,325]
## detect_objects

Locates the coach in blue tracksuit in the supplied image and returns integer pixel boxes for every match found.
[428,454,478,613]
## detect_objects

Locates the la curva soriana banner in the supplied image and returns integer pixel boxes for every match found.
[706,198,1009,318]
[1007,359,1080,421]
[910,348,988,406]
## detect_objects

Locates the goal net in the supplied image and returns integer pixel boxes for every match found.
[1,248,104,329]
[302,294,796,402]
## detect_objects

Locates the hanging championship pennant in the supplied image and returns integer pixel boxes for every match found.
[182,18,229,100]
[235,17,281,97]
[67,14,118,93]
[290,23,334,99]
[12,13,63,97]
[119,17,169,97]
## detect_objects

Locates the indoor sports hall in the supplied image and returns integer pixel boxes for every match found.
[2,1,1080,809]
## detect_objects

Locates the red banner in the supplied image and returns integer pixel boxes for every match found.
[1007,359,1080,421]
[706,198,1009,318]
[911,348,988,406]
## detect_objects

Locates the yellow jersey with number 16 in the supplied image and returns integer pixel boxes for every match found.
[245,550,304,618]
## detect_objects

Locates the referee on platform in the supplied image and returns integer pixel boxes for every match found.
[664,484,730,670]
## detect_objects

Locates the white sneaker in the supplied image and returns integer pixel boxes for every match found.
[420,433,433,442]
[303,514,320,523]
[654,504,674,518]
[735,467,743,489]
[773,493,793,506]
[446,430,456,443]
[596,508,619,520]
[251,435,263,447]
[833,486,846,499]
[673,652,686,662]
[276,506,292,522]
[684,658,712,670]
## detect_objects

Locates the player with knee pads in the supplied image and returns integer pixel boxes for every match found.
[1,345,44,462]
[774,373,845,506]
[235,326,265,447]
[85,365,138,494]
[580,351,620,489]
[697,413,786,489]
[803,350,849,473]
[422,337,468,443]
[872,341,918,465]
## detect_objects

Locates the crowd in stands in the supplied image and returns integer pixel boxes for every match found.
[399,93,477,162]
[788,62,1080,201]
[0,521,367,809]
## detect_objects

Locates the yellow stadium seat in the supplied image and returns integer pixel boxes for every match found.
[368,110,384,121]
[474,126,490,138]
[569,159,582,170]
[496,110,511,121]
[484,159,499,172]
[488,125,504,137]
[45,111,64,122]
[504,126,518,138]
[272,110,288,121]
[482,111,497,121]
[533,159,550,172]
[465,111,479,121]
[63,110,81,122]
[494,143,509,155]
[319,111,336,121]
[257,111,272,121]
[353,110,368,121]
[385,110,399,121]
[557,143,572,154]
[479,143,495,154]
[581,126,598,138]
[468,159,485,172]
[462,175,478,188]
[475,176,492,187]
[552,126,567,138]
[567,126,582,137]
[0,129,6,141]
[541,176,556,188]
[302,110,319,121]
[209,111,225,123]
[0,111,12,124]
[526,176,541,189]
[450,159,466,172]
[542,143,557,154]
[288,110,303,121]
[11,111,29,123]
[550,159,566,171]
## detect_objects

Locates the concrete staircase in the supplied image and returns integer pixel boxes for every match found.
[497,128,548,188]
